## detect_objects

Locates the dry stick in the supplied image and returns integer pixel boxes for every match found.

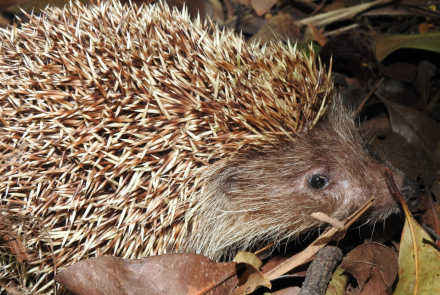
[354,77,385,116]
[427,89,440,111]
[254,243,274,256]
[298,246,343,295]
[310,0,329,16]
[422,224,440,242]
[323,24,360,37]
[264,197,374,280]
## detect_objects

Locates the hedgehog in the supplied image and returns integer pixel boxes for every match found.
[0,0,419,292]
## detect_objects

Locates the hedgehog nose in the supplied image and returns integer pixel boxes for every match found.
[400,175,420,208]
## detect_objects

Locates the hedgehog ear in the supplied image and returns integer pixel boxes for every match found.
[301,96,341,133]
[220,164,257,195]
[326,94,356,121]
[328,94,344,112]
[221,175,239,194]
[220,168,244,194]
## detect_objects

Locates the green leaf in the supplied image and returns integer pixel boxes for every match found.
[393,215,440,294]
[373,32,440,61]
[326,265,349,295]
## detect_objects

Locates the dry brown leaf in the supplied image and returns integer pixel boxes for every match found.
[250,0,278,16]
[381,98,440,157]
[296,0,393,28]
[55,254,239,295]
[310,212,344,229]
[307,23,328,46]
[263,198,374,280]
[232,251,271,295]
[341,243,398,295]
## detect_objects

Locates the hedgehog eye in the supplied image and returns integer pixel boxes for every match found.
[308,175,329,190]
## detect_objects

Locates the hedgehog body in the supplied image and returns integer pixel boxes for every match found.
[0,0,417,290]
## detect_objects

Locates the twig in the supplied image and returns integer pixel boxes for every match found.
[422,224,440,242]
[310,0,329,16]
[354,77,385,116]
[298,246,343,295]
[425,189,440,247]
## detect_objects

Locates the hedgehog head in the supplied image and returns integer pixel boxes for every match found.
[183,101,417,260]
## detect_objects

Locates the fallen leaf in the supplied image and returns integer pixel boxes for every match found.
[394,206,440,294]
[236,251,263,270]
[326,265,349,295]
[373,32,440,61]
[382,62,418,83]
[55,254,239,295]
[381,98,440,157]
[295,0,393,28]
[361,115,420,180]
[386,170,440,294]
[376,78,420,106]
[250,0,277,16]
[341,243,398,295]
[232,251,271,295]
[307,23,328,46]
[318,32,378,84]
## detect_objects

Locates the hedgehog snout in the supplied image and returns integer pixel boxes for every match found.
[387,168,420,209]
[400,175,420,208]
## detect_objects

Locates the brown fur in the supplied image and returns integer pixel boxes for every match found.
[184,102,405,260]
